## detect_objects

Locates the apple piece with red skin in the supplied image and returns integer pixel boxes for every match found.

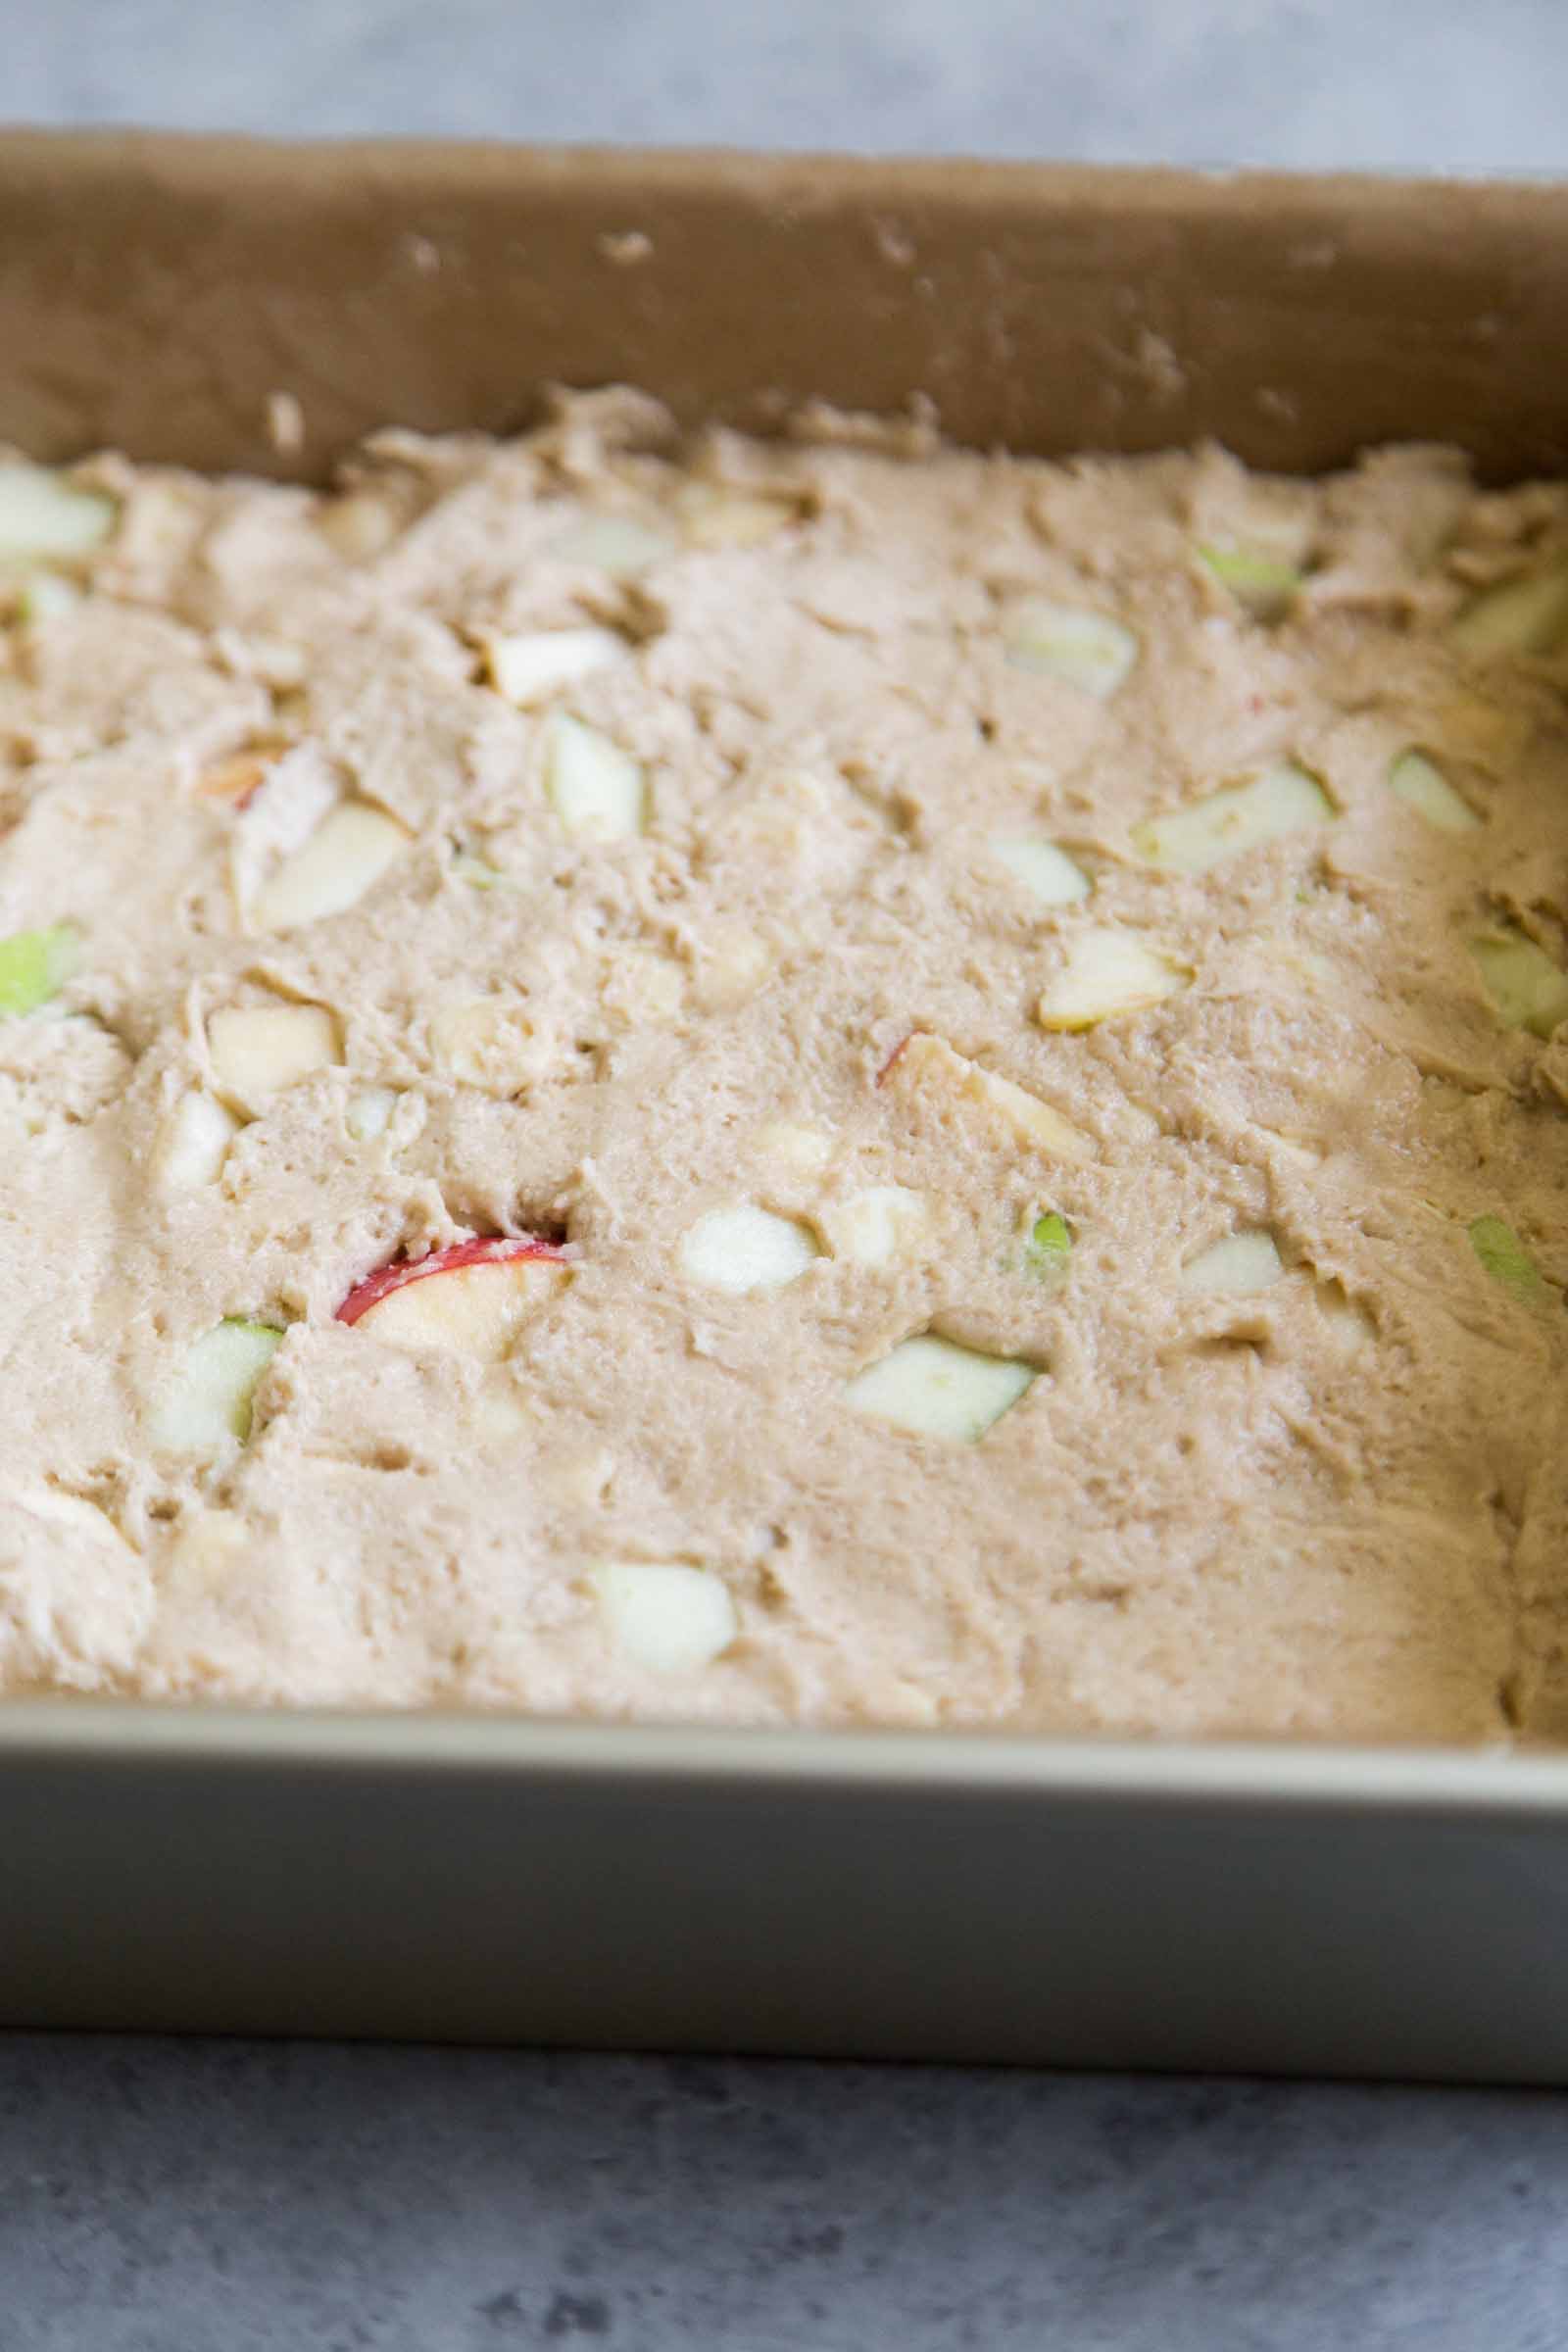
[336,1235,570,1360]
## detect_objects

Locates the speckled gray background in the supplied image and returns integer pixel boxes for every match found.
[7,2,1568,2345]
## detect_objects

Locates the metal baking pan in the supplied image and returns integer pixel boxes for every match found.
[4,134,1568,2077]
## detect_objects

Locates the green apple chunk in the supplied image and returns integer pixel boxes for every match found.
[846,1333,1037,1443]
[0,464,115,562]
[1132,762,1333,875]
[152,1318,284,1454]
[1198,544,1304,622]
[1002,601,1139,699]
[16,572,82,626]
[1468,1216,1547,1301]
[0,921,79,1015]
[1470,930,1568,1039]
[1451,565,1568,658]
[1388,750,1480,834]
[1024,1211,1072,1277]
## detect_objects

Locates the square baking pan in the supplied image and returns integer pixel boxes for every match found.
[4,132,1568,2079]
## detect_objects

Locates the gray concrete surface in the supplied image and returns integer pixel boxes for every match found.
[6,1,1568,2345]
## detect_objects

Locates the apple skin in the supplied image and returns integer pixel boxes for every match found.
[335,1235,570,1327]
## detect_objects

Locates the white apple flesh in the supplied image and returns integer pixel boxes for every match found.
[1036,928,1187,1031]
[1180,1230,1284,1294]
[345,1085,398,1142]
[754,1121,835,1178]
[154,1090,240,1190]
[676,485,797,549]
[16,572,82,626]
[208,1003,342,1104]
[1003,601,1139,698]
[544,712,647,844]
[250,800,410,932]
[829,1186,929,1267]
[550,514,674,575]
[0,464,116,561]
[590,1561,738,1674]
[336,1236,569,1360]
[680,1204,820,1295]
[1388,751,1480,834]
[881,1032,1095,1162]
[482,625,626,708]
[1131,761,1333,875]
[846,1333,1037,1443]
[987,836,1091,906]
[152,1318,283,1456]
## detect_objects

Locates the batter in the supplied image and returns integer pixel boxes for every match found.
[2,388,1567,1740]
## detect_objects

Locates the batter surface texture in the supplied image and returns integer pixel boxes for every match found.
[3,392,1567,1738]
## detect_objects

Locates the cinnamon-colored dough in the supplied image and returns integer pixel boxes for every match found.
[3,390,1568,1740]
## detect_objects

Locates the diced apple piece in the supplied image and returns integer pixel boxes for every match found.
[1003,600,1139,698]
[318,489,404,561]
[1036,928,1187,1031]
[1181,1230,1284,1294]
[151,1318,283,1455]
[1451,565,1568,658]
[1197,544,1304,621]
[846,1334,1037,1443]
[345,1085,398,1142]
[336,1236,569,1360]
[482,625,626,708]
[1469,1215,1547,1301]
[250,800,410,932]
[432,998,554,1092]
[1024,1210,1072,1276]
[882,1031,1094,1163]
[680,1204,820,1295]
[208,1003,342,1102]
[830,1186,928,1268]
[987,836,1092,906]
[196,745,282,807]
[1388,750,1480,834]
[154,1090,239,1190]
[0,922,79,1015]
[0,464,115,561]
[590,1561,737,1674]
[1470,930,1568,1039]
[545,712,647,844]
[1314,1282,1375,1356]
[755,1121,835,1178]
[16,571,82,626]
[688,927,773,1013]
[1132,762,1333,875]
[164,1507,250,1597]
[675,483,798,550]
[599,947,685,1028]
[550,514,674,575]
